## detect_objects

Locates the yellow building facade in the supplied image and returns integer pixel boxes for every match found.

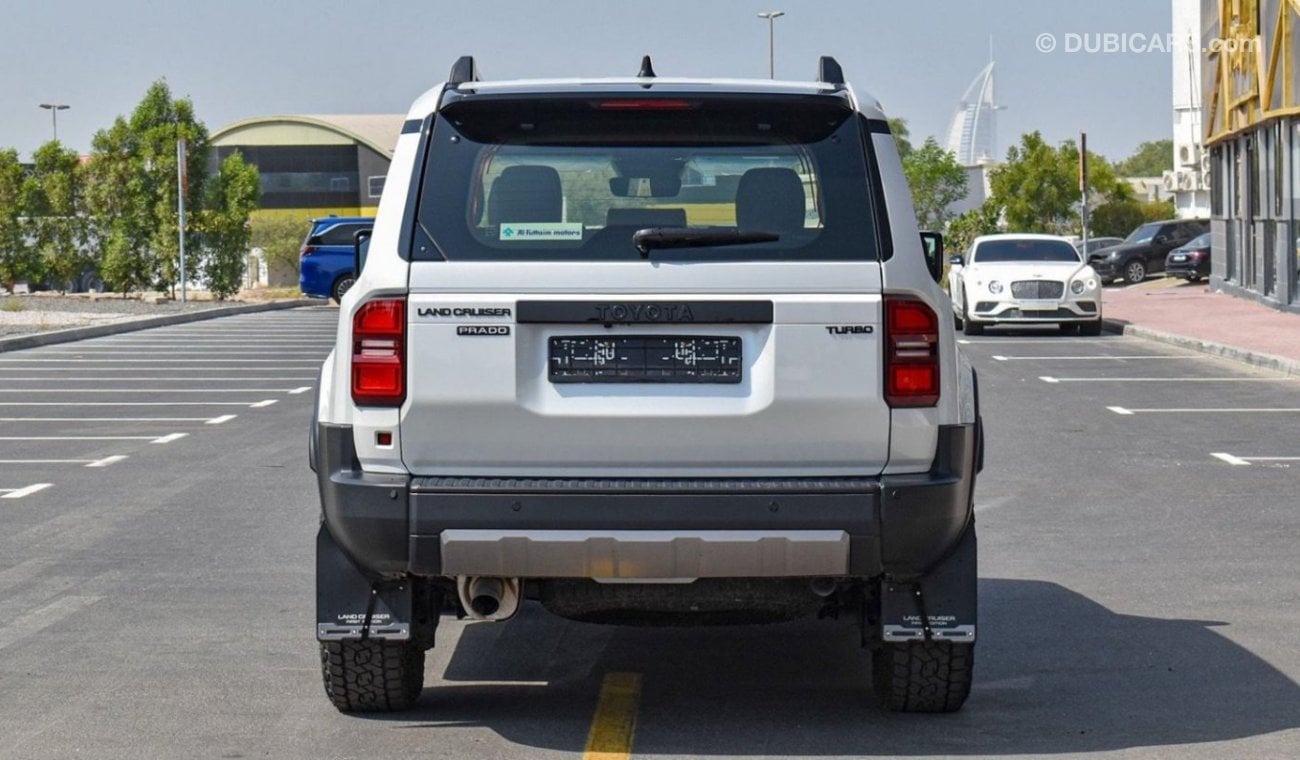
[1203,0,1300,311]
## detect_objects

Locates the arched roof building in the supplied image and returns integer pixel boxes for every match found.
[209,114,405,216]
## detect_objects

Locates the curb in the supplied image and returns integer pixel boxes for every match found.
[0,300,315,353]
[1102,318,1300,378]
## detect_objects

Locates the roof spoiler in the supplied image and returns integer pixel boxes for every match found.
[447,54,842,86]
[817,56,844,87]
[449,56,479,86]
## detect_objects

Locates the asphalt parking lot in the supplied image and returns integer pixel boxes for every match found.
[0,313,1297,759]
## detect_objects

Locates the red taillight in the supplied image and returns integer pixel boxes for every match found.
[351,298,405,406]
[597,99,694,110]
[300,245,317,258]
[884,296,940,407]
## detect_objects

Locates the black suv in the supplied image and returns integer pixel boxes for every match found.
[1089,219,1209,285]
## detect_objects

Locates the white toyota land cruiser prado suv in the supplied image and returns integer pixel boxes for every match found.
[311,55,982,714]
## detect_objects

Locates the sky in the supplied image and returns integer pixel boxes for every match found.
[1,0,1176,162]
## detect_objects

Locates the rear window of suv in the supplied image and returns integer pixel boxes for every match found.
[411,94,881,262]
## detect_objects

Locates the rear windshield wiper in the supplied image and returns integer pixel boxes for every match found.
[633,227,780,258]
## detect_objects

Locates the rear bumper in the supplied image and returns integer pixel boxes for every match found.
[1165,258,1210,278]
[315,422,977,580]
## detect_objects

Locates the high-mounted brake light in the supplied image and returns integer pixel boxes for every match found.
[597,99,694,110]
[884,296,940,407]
[351,298,406,407]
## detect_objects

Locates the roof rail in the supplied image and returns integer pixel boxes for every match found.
[817,56,844,87]
[449,56,479,86]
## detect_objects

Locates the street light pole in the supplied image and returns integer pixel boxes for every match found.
[38,103,70,142]
[757,11,785,79]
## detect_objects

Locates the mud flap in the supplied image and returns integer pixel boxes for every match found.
[316,524,412,641]
[879,524,976,643]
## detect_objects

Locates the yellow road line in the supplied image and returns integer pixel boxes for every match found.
[583,672,643,760]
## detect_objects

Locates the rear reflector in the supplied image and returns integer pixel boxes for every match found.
[351,298,406,406]
[884,296,940,407]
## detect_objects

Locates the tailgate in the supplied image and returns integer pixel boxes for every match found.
[400,264,890,478]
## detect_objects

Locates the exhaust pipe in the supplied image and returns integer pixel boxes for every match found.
[456,576,522,621]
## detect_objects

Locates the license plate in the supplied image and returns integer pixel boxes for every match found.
[549,335,742,384]
[1172,254,1187,262]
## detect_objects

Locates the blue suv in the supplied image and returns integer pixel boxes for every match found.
[299,216,373,302]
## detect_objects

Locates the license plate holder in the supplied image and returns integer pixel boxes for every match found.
[549,335,743,384]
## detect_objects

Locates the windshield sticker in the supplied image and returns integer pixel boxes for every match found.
[499,223,583,241]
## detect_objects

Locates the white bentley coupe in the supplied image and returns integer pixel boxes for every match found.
[948,234,1102,336]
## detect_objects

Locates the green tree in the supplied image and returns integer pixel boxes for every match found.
[250,214,309,287]
[987,132,1129,235]
[23,142,90,293]
[945,201,1001,257]
[198,152,260,299]
[0,149,40,291]
[84,117,155,295]
[83,81,211,296]
[902,138,968,230]
[1090,198,1176,238]
[1114,139,1174,177]
[130,82,210,293]
[888,117,914,160]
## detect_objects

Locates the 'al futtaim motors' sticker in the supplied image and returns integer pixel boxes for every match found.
[500,223,583,241]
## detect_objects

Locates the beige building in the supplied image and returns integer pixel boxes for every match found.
[209,114,405,219]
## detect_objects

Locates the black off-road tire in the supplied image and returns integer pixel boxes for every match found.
[872,640,974,713]
[1123,259,1147,285]
[320,639,425,712]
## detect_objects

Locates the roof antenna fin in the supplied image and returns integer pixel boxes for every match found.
[449,56,479,86]
[817,56,844,87]
[637,55,657,78]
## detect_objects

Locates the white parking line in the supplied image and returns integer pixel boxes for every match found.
[0,417,219,423]
[0,389,311,394]
[1109,406,1300,415]
[0,483,53,500]
[288,386,312,394]
[249,400,278,408]
[994,355,1199,361]
[0,359,322,364]
[151,433,188,444]
[1210,452,1300,466]
[94,335,338,340]
[0,457,126,467]
[206,415,237,425]
[30,350,326,355]
[0,377,317,382]
[0,402,271,407]
[0,367,319,372]
[0,435,175,441]
[1040,376,1284,383]
[958,338,1126,344]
